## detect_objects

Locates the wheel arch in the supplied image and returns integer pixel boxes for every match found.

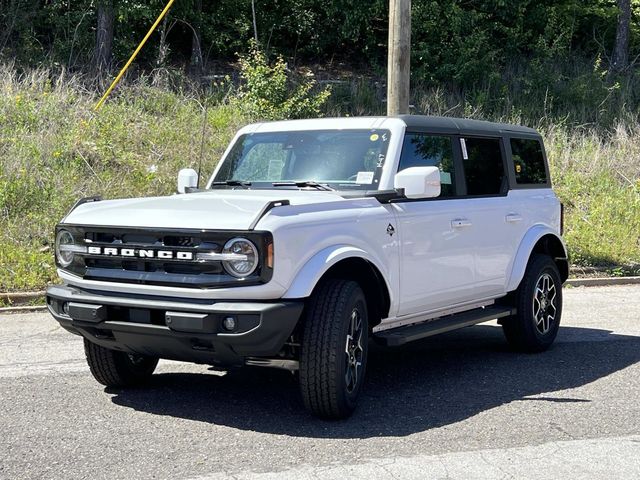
[507,226,569,292]
[283,246,392,328]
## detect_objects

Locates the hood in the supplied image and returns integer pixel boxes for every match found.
[63,189,343,230]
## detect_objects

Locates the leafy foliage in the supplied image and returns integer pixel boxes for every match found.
[232,44,331,120]
[1,1,638,81]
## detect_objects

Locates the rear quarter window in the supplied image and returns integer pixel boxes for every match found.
[510,138,548,185]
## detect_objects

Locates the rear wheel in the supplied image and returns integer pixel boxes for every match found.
[299,279,369,419]
[502,254,563,352]
[84,339,158,387]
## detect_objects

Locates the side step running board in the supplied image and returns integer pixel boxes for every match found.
[374,306,515,347]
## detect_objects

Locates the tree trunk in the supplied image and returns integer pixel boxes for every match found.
[613,0,630,73]
[251,0,259,44]
[95,0,115,75]
[189,0,203,78]
[154,17,171,87]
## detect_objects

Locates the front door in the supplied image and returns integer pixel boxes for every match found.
[393,133,477,316]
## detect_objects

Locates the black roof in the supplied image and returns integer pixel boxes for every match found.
[397,115,539,136]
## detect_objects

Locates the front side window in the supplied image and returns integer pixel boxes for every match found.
[461,137,506,196]
[510,138,548,184]
[398,134,457,197]
[213,130,391,190]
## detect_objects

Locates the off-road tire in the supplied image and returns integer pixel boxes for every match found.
[84,339,159,387]
[299,279,369,419]
[502,254,563,352]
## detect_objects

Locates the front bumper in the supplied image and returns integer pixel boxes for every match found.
[46,285,304,366]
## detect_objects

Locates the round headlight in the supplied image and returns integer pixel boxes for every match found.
[55,230,75,267]
[222,238,259,278]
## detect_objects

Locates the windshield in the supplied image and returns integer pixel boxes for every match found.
[212,129,391,190]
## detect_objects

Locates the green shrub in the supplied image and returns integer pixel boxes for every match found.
[232,45,331,121]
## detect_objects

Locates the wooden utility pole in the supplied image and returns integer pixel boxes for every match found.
[387,0,411,116]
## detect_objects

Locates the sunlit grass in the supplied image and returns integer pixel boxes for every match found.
[0,66,638,291]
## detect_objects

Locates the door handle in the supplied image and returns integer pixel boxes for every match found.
[451,218,472,229]
[505,213,523,223]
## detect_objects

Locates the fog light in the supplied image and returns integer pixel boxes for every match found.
[222,316,236,331]
[62,302,70,315]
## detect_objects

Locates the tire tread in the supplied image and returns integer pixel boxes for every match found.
[84,339,157,387]
[299,279,365,419]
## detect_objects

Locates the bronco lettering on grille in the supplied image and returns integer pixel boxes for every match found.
[87,246,194,260]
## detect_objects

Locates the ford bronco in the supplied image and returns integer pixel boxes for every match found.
[46,115,568,419]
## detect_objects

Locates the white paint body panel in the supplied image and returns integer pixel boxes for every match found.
[57,117,566,330]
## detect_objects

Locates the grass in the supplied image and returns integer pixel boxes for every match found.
[545,124,640,271]
[0,66,639,292]
[0,67,248,292]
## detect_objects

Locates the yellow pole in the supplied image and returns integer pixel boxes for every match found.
[94,0,177,111]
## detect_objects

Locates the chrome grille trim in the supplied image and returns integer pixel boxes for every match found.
[55,224,273,289]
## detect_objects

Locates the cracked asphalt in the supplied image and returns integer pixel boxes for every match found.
[1,285,639,479]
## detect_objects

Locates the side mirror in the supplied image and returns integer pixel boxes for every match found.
[394,166,441,199]
[177,168,199,194]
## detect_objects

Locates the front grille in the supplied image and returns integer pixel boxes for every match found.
[58,225,273,288]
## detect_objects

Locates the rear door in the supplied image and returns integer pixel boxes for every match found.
[458,136,524,298]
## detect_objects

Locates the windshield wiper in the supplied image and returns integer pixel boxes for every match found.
[271,181,335,191]
[210,180,252,189]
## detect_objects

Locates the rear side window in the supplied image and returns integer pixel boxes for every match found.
[510,138,548,184]
[399,134,457,197]
[461,137,506,195]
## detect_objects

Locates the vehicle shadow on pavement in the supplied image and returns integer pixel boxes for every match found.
[109,325,640,438]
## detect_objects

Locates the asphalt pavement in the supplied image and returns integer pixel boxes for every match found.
[1,285,639,479]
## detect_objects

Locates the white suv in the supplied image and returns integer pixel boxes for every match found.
[46,116,568,418]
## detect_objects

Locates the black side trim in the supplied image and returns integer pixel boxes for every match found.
[248,200,290,230]
[65,196,102,217]
[374,306,515,347]
[365,189,405,203]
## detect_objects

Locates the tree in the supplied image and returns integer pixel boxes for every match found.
[189,0,203,78]
[613,0,631,72]
[95,0,115,75]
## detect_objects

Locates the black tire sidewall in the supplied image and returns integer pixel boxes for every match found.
[518,256,563,348]
[337,287,369,410]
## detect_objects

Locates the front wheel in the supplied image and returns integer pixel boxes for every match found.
[502,254,563,352]
[84,339,159,387]
[299,279,369,419]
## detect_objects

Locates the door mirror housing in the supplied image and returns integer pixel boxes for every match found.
[177,168,199,194]
[394,166,441,199]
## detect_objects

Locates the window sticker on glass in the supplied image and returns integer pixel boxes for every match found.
[356,171,375,184]
[370,134,379,142]
[460,138,469,160]
[440,171,452,185]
